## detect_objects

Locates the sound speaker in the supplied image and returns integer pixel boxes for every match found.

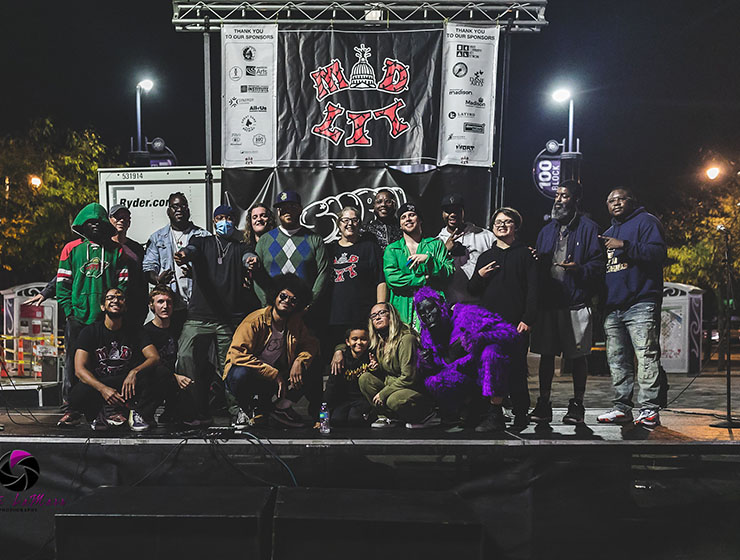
[273,487,483,560]
[55,486,273,560]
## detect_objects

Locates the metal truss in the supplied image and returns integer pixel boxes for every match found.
[172,1,548,33]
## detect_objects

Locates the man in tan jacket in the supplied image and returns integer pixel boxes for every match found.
[224,273,320,428]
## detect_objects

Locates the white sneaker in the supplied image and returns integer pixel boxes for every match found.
[597,409,633,424]
[371,416,399,429]
[405,411,442,430]
[634,408,660,428]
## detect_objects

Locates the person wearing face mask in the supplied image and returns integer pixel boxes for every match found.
[383,202,454,329]
[360,188,402,250]
[173,205,256,424]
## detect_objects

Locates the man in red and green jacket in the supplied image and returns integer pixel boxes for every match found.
[57,203,128,425]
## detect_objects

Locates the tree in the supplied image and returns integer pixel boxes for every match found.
[663,181,740,369]
[0,119,119,289]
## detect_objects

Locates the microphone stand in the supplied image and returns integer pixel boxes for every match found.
[711,227,740,428]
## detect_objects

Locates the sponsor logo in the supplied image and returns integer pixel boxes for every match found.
[242,46,256,61]
[470,70,484,87]
[452,62,468,78]
[246,66,268,76]
[249,105,268,113]
[0,450,40,492]
[230,133,242,146]
[229,66,243,81]
[455,144,475,152]
[446,133,465,141]
[241,115,257,132]
[464,122,486,134]
[241,84,269,94]
[448,111,475,119]
[465,97,486,108]
[449,88,473,96]
[253,134,266,146]
[456,45,471,58]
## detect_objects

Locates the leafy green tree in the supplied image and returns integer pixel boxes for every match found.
[664,182,740,369]
[0,119,119,289]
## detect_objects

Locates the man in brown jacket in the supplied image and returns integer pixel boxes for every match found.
[224,273,320,428]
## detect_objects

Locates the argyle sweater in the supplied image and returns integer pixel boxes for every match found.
[253,227,329,305]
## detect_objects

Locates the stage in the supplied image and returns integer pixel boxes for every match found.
[2,402,740,559]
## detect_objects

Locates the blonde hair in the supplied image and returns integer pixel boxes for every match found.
[368,303,414,363]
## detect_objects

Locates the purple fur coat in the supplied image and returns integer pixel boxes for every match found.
[413,287,519,412]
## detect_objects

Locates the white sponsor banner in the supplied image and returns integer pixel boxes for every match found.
[437,23,499,167]
[222,24,277,168]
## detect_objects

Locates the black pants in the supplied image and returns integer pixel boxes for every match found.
[63,318,87,404]
[68,366,168,422]
[330,398,372,427]
[161,370,198,422]
[508,334,531,416]
[226,363,323,419]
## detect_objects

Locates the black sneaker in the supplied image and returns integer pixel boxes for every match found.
[270,407,306,428]
[232,408,250,429]
[512,414,529,429]
[563,398,585,425]
[474,408,506,433]
[528,398,552,423]
[57,410,82,428]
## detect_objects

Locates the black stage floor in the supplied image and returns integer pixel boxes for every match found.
[3,408,740,559]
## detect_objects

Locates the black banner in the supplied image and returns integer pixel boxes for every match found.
[277,29,442,167]
[223,167,493,242]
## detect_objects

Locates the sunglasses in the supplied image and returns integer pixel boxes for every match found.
[278,292,298,305]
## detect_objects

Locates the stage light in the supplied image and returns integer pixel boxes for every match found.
[706,166,721,180]
[552,88,571,103]
[137,79,154,92]
[29,176,42,188]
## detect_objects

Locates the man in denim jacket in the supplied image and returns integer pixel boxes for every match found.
[142,192,210,333]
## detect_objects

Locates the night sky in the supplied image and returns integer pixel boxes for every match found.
[2,0,739,239]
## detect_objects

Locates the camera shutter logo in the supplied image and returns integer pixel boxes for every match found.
[0,450,40,491]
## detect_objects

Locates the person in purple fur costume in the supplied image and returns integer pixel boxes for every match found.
[413,286,519,432]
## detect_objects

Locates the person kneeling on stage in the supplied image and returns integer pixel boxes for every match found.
[414,287,519,432]
[68,288,163,432]
[359,303,438,429]
[223,274,320,429]
[143,285,198,426]
[325,326,377,427]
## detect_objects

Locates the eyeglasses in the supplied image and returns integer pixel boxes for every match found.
[493,219,515,227]
[278,292,298,305]
[607,196,630,204]
[339,217,360,225]
[370,309,390,320]
[105,295,126,302]
[169,203,189,210]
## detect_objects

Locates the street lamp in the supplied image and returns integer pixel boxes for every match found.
[706,166,721,180]
[552,88,575,153]
[29,176,42,188]
[551,87,581,184]
[135,79,154,153]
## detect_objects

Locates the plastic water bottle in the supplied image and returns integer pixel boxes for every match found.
[319,402,331,435]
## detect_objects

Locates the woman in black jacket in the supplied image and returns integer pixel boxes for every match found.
[469,207,538,431]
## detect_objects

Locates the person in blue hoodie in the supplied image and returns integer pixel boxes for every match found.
[530,181,605,425]
[597,188,666,428]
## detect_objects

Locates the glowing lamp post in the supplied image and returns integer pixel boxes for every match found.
[551,87,581,184]
[135,79,154,153]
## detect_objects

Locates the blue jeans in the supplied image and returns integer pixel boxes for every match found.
[604,301,662,412]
